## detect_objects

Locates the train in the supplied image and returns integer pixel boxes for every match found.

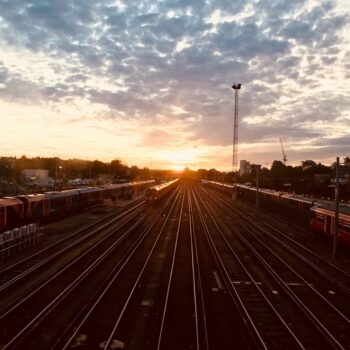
[201,180,350,245]
[0,180,155,233]
[145,179,179,203]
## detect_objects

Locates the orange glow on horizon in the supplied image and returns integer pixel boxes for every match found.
[169,164,186,171]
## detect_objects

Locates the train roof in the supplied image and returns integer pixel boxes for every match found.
[77,187,104,194]
[0,197,23,207]
[150,179,179,191]
[310,206,350,220]
[205,181,232,189]
[204,181,350,212]
[280,193,315,205]
[17,194,46,203]
[115,180,155,188]
[44,190,80,198]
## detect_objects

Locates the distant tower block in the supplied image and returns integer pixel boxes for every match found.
[232,83,241,200]
[240,160,250,176]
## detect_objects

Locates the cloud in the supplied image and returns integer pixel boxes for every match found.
[0,0,349,169]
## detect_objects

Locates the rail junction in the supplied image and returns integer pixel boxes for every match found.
[0,180,350,349]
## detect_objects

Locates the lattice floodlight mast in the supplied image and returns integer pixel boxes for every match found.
[232,83,241,200]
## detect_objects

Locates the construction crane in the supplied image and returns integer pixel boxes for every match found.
[279,137,287,165]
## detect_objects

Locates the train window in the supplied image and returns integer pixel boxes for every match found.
[315,214,324,224]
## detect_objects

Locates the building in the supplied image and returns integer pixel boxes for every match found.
[21,169,49,187]
[239,160,251,176]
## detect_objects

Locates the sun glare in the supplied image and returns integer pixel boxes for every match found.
[170,164,186,171]
[159,149,199,170]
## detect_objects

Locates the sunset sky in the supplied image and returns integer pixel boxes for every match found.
[0,0,349,170]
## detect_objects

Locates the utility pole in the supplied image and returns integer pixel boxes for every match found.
[231,83,241,200]
[332,157,340,257]
[256,165,261,213]
[251,164,261,213]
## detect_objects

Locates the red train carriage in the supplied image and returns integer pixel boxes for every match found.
[310,207,350,244]
[17,194,49,223]
[0,198,25,233]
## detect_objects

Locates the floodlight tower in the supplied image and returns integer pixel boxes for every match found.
[231,82,241,200]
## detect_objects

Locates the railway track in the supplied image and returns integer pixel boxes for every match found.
[192,188,307,349]
[199,184,350,349]
[0,200,146,312]
[0,198,144,285]
[0,200,151,349]
[155,186,202,350]
[1,181,350,349]
[204,187,350,312]
[52,186,184,350]
[221,191,350,292]
[189,188,260,349]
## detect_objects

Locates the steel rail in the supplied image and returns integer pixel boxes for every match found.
[188,189,209,350]
[56,187,182,350]
[205,185,350,284]
[234,229,346,350]
[0,205,145,319]
[205,187,350,323]
[0,200,145,293]
[101,188,183,350]
[193,188,308,350]
[155,190,185,350]
[0,197,144,277]
[0,207,146,349]
[206,186,350,290]
[54,186,182,350]
[191,189,270,350]
[201,187,347,350]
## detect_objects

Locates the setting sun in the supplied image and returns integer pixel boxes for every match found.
[159,149,200,171]
[169,164,186,171]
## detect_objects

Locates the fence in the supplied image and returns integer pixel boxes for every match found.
[0,223,43,259]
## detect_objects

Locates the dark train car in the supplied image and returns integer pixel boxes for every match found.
[201,180,232,195]
[0,198,24,233]
[101,180,155,201]
[17,194,48,223]
[280,193,315,210]
[116,182,135,200]
[145,179,179,203]
[279,193,315,223]
[310,207,350,244]
[100,185,116,200]
[206,182,314,223]
[203,180,350,245]
[44,190,80,219]
[78,187,105,209]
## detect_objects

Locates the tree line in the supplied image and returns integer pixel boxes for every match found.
[0,156,151,182]
[195,159,350,200]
